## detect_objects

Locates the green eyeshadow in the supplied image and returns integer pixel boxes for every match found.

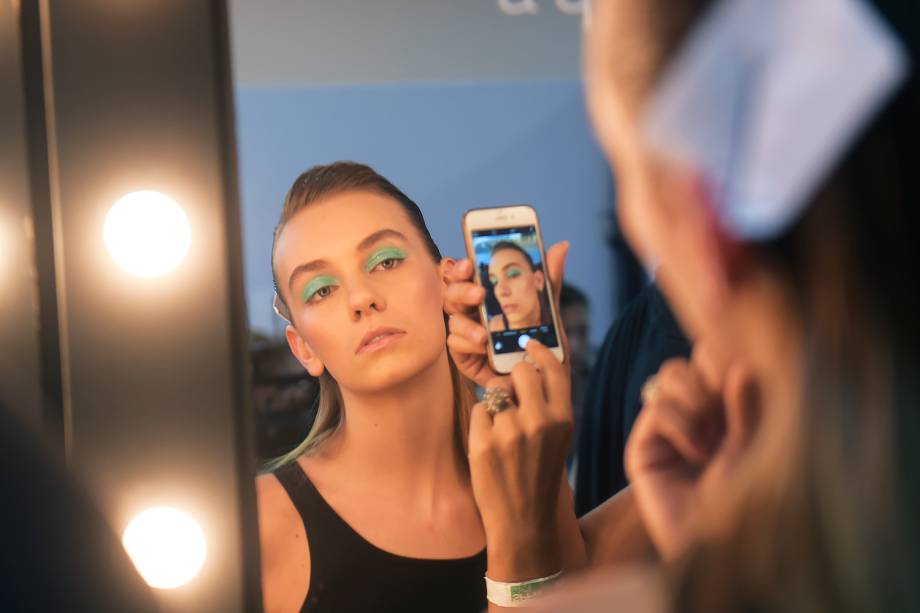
[364,246,408,272]
[301,275,339,303]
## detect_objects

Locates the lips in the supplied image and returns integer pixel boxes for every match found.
[499,302,519,313]
[355,326,406,355]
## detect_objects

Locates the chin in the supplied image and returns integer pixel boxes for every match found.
[347,346,445,393]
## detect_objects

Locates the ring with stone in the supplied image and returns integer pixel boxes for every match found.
[483,387,513,415]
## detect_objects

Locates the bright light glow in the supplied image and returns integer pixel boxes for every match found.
[104,191,190,277]
[122,507,207,590]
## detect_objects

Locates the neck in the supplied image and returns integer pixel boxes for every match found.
[510,304,541,329]
[328,351,466,499]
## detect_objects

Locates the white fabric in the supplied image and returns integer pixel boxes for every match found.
[644,0,909,240]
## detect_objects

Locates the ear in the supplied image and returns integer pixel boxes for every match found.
[439,257,458,290]
[533,268,546,292]
[285,324,325,377]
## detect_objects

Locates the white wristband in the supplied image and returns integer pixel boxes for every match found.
[485,571,563,607]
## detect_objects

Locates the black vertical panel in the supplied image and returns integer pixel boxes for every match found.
[38,1,259,611]
[0,1,50,438]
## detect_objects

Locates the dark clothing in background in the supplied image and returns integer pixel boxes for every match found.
[274,460,487,612]
[0,406,158,613]
[574,284,691,516]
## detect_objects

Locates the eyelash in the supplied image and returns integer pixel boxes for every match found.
[373,257,402,272]
[301,250,406,305]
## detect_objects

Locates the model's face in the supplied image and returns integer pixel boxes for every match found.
[488,248,544,329]
[273,190,446,394]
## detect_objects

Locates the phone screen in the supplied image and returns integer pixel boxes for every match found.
[471,225,560,355]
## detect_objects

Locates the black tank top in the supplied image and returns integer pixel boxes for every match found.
[274,461,488,613]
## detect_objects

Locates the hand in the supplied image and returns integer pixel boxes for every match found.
[467,340,574,582]
[444,242,570,387]
[625,344,759,561]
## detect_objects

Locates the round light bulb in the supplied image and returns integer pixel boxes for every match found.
[122,507,207,590]
[104,191,190,277]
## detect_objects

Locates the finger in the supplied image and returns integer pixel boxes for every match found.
[524,340,569,416]
[545,241,570,307]
[445,258,474,283]
[468,402,494,456]
[641,401,713,466]
[484,375,513,394]
[448,314,489,346]
[490,400,523,441]
[691,340,724,395]
[444,281,486,315]
[544,242,570,359]
[509,361,547,420]
[654,358,710,416]
[447,333,488,356]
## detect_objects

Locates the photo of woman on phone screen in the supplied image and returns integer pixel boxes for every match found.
[474,235,552,333]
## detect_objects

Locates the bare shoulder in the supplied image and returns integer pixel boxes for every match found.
[256,471,311,613]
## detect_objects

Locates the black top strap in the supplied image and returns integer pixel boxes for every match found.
[272,460,487,613]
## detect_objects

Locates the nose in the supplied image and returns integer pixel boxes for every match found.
[348,278,386,321]
[496,279,511,296]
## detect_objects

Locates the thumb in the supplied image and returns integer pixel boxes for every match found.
[545,241,569,306]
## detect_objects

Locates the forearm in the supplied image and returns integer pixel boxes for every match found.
[484,476,585,611]
[578,486,658,568]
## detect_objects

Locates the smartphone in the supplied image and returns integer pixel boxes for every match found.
[462,205,565,374]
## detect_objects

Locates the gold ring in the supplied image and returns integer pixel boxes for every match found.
[483,387,512,415]
[641,376,660,406]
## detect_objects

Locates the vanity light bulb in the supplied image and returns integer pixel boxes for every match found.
[104,191,190,277]
[122,507,207,590]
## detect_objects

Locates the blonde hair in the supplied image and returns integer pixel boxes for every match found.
[263,354,476,472]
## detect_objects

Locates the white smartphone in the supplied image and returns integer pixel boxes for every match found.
[462,205,566,374]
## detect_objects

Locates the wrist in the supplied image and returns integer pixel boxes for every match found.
[486,532,561,582]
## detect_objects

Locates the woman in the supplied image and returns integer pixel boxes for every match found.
[446,0,920,610]
[486,241,548,331]
[256,162,584,613]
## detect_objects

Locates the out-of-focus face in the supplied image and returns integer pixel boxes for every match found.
[488,248,545,329]
[273,190,447,395]
[583,0,726,345]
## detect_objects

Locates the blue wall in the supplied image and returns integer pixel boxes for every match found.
[235,79,615,342]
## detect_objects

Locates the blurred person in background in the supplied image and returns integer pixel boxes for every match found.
[573,282,689,516]
[250,335,319,462]
[444,0,920,610]
[558,283,593,480]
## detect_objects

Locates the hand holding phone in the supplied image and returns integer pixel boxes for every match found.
[458,205,566,374]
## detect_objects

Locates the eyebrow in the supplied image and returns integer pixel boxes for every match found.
[287,229,409,291]
[288,259,331,293]
[356,228,408,252]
